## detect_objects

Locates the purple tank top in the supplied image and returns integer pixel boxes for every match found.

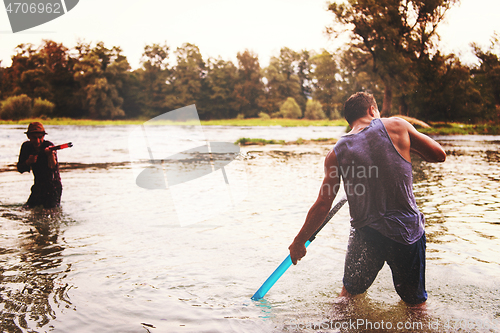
[333,118,424,244]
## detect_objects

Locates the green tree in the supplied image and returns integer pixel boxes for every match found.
[203,58,239,119]
[3,43,51,100]
[263,61,286,113]
[164,43,206,114]
[1,41,80,118]
[38,40,79,117]
[0,62,5,101]
[328,0,458,116]
[263,48,306,113]
[74,41,127,119]
[135,42,171,117]
[233,50,265,118]
[338,46,385,104]
[304,99,327,120]
[279,97,302,119]
[311,50,342,118]
[297,50,313,105]
[0,94,32,120]
[472,35,500,122]
[32,97,55,117]
[411,53,482,122]
[120,70,143,118]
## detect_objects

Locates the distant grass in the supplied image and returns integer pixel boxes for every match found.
[235,138,286,145]
[419,122,500,135]
[0,117,148,126]
[0,117,348,127]
[200,118,347,127]
[235,137,338,146]
[311,137,336,142]
[2,117,499,135]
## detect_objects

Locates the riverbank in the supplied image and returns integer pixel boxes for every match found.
[235,137,337,145]
[1,117,499,135]
[422,122,500,135]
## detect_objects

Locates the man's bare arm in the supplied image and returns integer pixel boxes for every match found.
[405,122,446,162]
[384,117,446,163]
[289,149,341,265]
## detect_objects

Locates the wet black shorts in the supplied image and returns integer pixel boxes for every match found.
[25,182,62,209]
[343,226,427,304]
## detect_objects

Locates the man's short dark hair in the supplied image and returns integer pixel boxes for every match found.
[344,92,378,125]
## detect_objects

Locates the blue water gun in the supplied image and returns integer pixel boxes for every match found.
[251,196,347,300]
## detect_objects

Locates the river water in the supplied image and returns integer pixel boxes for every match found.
[0,124,499,333]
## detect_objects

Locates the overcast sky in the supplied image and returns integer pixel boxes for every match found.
[1,0,499,70]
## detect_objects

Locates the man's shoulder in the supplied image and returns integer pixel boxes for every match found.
[20,141,33,150]
[380,116,411,127]
[325,147,339,168]
[380,117,412,134]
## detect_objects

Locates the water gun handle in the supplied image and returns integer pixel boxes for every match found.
[251,241,311,301]
[251,196,347,300]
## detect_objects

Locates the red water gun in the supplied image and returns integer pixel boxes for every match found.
[48,142,73,151]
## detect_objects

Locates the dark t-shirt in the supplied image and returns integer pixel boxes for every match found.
[17,140,62,208]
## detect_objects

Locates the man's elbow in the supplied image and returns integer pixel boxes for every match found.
[17,163,28,173]
[431,149,446,163]
[437,151,446,162]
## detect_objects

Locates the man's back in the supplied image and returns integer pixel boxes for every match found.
[334,118,424,244]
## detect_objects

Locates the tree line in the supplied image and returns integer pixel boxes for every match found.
[0,0,499,123]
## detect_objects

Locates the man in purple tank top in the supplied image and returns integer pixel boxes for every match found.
[288,92,446,307]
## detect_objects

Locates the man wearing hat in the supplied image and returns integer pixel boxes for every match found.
[17,122,62,208]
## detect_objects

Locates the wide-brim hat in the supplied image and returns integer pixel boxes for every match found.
[25,122,47,135]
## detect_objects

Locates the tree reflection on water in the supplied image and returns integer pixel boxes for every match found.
[0,207,73,332]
